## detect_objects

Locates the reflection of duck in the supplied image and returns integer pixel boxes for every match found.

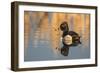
[60,21,81,56]
[61,46,69,56]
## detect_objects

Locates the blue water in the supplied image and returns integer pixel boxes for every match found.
[24,33,90,61]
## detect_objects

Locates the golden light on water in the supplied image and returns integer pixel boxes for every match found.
[24,12,30,50]
[24,12,90,52]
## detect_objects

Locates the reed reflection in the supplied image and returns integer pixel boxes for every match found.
[24,11,90,61]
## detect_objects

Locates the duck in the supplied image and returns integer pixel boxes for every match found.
[60,21,81,46]
[60,21,81,56]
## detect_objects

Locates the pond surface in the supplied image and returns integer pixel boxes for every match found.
[24,12,90,61]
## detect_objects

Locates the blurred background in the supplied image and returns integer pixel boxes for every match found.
[24,11,90,61]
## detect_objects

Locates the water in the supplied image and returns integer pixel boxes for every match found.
[24,11,90,61]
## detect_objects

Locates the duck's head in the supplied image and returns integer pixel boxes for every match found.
[60,21,69,32]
